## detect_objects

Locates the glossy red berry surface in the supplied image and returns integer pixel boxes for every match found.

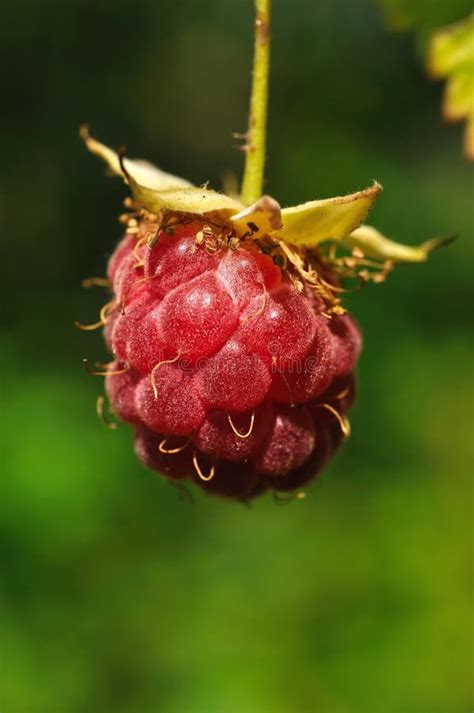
[103,221,361,499]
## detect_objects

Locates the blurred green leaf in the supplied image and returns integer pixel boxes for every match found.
[379,1,474,159]
[428,14,474,159]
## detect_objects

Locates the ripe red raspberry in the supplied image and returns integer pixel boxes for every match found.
[102,220,361,499]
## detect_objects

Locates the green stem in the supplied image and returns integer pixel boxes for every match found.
[241,0,272,205]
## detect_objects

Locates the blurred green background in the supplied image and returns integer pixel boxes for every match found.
[1,0,472,711]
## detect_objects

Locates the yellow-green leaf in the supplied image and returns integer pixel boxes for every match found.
[427,14,474,160]
[444,69,473,119]
[342,224,455,263]
[428,14,474,76]
[276,183,382,247]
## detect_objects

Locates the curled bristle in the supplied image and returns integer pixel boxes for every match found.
[272,359,295,407]
[150,354,181,399]
[192,451,215,482]
[315,402,351,437]
[241,285,268,323]
[96,395,118,429]
[133,236,147,267]
[83,358,129,377]
[158,438,190,454]
[227,411,255,439]
[99,300,117,325]
[75,319,103,331]
[81,277,110,288]
[120,276,148,311]
[75,299,116,331]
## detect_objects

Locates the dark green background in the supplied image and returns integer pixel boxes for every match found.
[1,1,472,711]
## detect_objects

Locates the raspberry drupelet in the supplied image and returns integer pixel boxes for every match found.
[103,218,361,499]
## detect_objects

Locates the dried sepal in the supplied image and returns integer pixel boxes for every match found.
[81,128,449,273]
[80,126,192,190]
[126,175,243,219]
[232,195,282,235]
[341,225,456,263]
[82,127,244,219]
[276,183,382,247]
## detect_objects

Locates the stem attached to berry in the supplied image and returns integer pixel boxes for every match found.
[241,0,272,205]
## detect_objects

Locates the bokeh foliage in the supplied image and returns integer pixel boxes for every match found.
[0,0,472,711]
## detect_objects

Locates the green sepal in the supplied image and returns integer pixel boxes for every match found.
[342,224,457,262]
[277,183,382,247]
